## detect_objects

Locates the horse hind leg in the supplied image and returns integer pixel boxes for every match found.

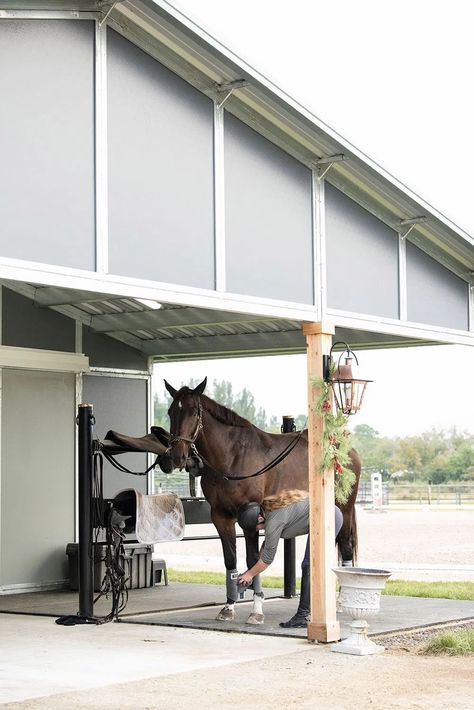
[337,509,358,566]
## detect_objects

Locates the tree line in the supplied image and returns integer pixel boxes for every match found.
[154,380,474,484]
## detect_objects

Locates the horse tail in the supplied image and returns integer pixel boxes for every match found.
[337,506,358,565]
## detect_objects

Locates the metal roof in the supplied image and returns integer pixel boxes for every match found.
[3,280,444,362]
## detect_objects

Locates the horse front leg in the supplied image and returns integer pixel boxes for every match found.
[212,512,238,621]
[244,529,264,625]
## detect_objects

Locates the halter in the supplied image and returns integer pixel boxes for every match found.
[167,398,203,459]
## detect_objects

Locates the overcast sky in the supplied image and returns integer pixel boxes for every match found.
[154,1,474,438]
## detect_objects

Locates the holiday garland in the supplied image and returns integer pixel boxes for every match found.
[311,375,356,504]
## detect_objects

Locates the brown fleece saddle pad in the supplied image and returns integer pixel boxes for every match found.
[102,426,170,456]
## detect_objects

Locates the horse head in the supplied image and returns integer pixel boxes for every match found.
[164,377,207,469]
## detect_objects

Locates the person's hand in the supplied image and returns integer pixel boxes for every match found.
[238,571,253,586]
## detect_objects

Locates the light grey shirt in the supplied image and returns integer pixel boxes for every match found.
[260,497,309,565]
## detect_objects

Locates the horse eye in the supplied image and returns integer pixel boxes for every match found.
[177,401,183,409]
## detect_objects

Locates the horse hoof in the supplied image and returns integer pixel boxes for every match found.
[246,613,264,625]
[216,606,235,621]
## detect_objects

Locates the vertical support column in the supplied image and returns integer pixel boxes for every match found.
[398,232,408,321]
[94,20,108,273]
[303,321,340,643]
[77,403,94,620]
[213,101,226,292]
[312,172,327,320]
[469,281,474,333]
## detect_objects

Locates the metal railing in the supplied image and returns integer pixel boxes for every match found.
[357,481,474,506]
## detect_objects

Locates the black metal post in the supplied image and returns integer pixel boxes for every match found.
[281,415,297,598]
[78,403,94,619]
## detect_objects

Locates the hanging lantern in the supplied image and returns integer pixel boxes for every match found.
[323,342,372,415]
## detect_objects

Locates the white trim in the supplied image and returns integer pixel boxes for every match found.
[0,257,320,320]
[0,10,96,20]
[0,580,68,595]
[1,256,473,346]
[75,321,83,354]
[0,346,89,373]
[398,233,408,320]
[87,367,150,378]
[213,101,226,292]
[326,308,474,347]
[312,172,326,319]
[147,375,154,495]
[469,282,474,333]
[94,19,109,273]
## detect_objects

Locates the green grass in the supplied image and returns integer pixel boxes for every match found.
[384,579,474,601]
[421,629,474,656]
[168,569,474,601]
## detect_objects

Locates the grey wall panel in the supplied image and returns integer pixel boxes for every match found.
[224,113,313,303]
[107,29,215,289]
[0,20,95,270]
[325,184,399,317]
[2,288,75,352]
[83,327,148,370]
[407,242,469,330]
[1,370,75,587]
[82,375,148,498]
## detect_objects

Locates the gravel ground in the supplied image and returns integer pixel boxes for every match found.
[375,619,474,653]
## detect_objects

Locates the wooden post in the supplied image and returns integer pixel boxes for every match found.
[303,321,340,643]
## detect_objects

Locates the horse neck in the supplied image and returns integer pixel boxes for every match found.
[196,407,269,473]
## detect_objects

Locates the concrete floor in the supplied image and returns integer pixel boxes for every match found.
[1,583,474,707]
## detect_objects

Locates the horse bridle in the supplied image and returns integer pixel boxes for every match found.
[167,396,304,482]
[167,398,203,461]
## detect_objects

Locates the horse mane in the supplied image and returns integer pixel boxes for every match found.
[175,387,252,428]
[201,393,253,429]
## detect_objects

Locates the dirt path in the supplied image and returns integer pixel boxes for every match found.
[5,645,472,710]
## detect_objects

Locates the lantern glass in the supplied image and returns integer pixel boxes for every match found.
[332,378,369,415]
[325,342,372,416]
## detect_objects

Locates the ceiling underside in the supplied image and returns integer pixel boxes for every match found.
[3,280,439,362]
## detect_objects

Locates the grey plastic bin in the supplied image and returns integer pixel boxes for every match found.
[66,542,152,592]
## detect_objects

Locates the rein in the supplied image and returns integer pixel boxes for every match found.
[170,397,305,482]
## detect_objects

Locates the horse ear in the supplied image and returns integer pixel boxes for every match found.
[193,377,207,396]
[164,380,178,398]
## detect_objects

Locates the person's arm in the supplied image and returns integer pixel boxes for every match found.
[238,558,269,586]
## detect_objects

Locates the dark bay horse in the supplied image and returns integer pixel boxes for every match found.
[164,377,361,624]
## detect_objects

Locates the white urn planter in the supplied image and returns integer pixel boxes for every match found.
[331,567,392,656]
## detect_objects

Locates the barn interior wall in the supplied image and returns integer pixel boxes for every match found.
[0,369,76,591]
[2,288,76,353]
[82,375,149,500]
[82,326,149,370]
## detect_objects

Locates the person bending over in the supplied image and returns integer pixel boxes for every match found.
[237,490,343,628]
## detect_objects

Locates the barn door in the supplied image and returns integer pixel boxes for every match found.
[0,369,75,591]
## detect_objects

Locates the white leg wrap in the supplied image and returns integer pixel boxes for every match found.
[253,594,263,615]
[246,593,264,625]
